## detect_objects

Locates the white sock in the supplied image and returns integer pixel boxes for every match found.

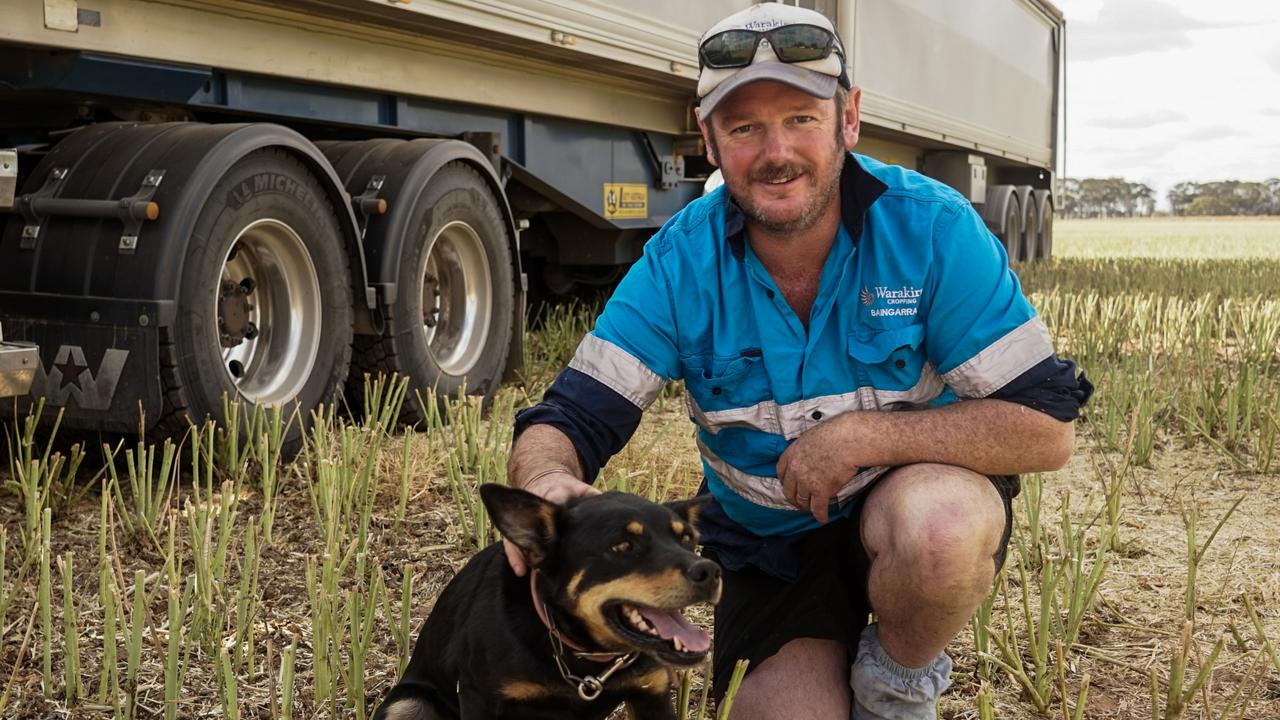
[850,624,952,720]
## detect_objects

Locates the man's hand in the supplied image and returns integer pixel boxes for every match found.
[777,413,871,524]
[502,471,600,576]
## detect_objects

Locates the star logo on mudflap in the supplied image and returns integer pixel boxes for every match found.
[55,356,86,389]
[860,286,875,307]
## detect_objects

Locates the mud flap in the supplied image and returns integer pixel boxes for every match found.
[6,320,161,434]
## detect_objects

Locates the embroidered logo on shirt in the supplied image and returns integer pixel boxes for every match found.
[863,285,923,317]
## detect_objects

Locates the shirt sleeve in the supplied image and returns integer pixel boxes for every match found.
[513,234,681,482]
[923,200,1090,420]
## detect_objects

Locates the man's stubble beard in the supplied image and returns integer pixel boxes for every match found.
[721,138,846,239]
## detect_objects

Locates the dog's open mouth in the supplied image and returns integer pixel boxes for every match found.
[608,602,711,662]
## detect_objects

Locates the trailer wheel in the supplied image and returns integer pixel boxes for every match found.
[1000,194,1022,262]
[1019,194,1039,262]
[1033,189,1054,261]
[352,162,514,421]
[983,184,1022,262]
[159,149,353,445]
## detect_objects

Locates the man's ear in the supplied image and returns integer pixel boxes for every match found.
[664,494,711,528]
[842,86,862,150]
[695,108,720,167]
[480,484,558,567]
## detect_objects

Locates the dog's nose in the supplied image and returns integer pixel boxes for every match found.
[686,559,721,587]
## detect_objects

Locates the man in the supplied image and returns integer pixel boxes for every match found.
[505,4,1091,718]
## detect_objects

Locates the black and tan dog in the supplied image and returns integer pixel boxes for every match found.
[372,483,722,720]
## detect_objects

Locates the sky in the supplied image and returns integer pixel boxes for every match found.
[1055,0,1280,206]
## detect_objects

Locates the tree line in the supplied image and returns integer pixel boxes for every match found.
[1056,177,1280,218]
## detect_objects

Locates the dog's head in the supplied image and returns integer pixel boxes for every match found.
[480,484,721,666]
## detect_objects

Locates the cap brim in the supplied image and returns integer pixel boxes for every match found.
[699,63,839,119]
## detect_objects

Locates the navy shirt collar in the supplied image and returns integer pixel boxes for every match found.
[724,152,888,261]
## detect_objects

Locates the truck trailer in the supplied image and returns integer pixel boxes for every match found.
[0,0,1064,440]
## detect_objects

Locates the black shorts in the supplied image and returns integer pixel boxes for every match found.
[700,474,1019,701]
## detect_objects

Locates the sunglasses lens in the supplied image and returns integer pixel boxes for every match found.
[769,25,835,63]
[701,30,762,68]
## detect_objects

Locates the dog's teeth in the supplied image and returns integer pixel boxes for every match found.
[673,637,684,652]
[627,609,647,631]
[623,606,656,634]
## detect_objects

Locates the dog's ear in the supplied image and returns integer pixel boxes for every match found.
[480,484,559,567]
[664,494,711,527]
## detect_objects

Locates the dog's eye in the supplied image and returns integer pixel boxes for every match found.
[612,541,634,554]
[681,533,695,547]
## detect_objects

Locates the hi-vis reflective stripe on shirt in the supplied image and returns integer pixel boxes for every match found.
[942,316,1054,398]
[568,334,666,409]
[686,363,946,438]
[521,153,1064,538]
[698,437,891,510]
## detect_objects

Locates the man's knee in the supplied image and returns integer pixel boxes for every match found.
[861,464,1007,584]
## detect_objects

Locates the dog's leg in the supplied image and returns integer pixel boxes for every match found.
[372,680,452,720]
[373,697,446,720]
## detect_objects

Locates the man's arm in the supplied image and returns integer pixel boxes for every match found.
[780,198,1090,523]
[508,423,588,492]
[503,424,599,575]
[778,399,1072,522]
[501,232,682,573]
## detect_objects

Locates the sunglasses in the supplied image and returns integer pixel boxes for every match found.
[699,24,844,70]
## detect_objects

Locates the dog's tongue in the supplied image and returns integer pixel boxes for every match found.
[637,607,711,653]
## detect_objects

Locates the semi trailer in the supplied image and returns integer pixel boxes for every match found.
[0,0,1064,439]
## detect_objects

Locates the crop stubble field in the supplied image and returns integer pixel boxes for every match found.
[1,217,1278,719]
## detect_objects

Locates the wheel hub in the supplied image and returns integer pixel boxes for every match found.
[422,221,493,375]
[217,278,257,348]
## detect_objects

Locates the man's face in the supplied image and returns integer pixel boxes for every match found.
[699,81,860,237]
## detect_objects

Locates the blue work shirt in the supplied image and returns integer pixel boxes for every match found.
[516,153,1090,576]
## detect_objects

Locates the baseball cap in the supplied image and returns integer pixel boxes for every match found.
[696,3,850,119]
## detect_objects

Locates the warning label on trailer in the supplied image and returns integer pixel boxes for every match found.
[603,183,648,220]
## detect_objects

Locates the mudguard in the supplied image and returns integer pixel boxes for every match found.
[0,122,368,429]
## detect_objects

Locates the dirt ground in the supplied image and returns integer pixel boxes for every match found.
[1,391,1278,718]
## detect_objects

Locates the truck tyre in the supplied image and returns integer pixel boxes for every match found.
[1033,189,1054,260]
[982,184,1021,262]
[158,149,353,449]
[1014,185,1035,263]
[1020,192,1041,262]
[999,194,1022,262]
[351,162,514,422]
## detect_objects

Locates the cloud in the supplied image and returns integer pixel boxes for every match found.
[1261,107,1280,117]
[1089,109,1188,129]
[1270,44,1280,73]
[1179,123,1237,142]
[1069,0,1227,61]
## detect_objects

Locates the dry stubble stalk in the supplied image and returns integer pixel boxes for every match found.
[98,558,119,712]
[218,644,240,720]
[107,435,177,549]
[340,552,384,720]
[715,659,750,720]
[58,552,81,705]
[125,570,146,720]
[0,528,8,633]
[231,520,261,674]
[379,564,414,676]
[38,508,52,697]
[281,636,297,720]
[254,403,289,546]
